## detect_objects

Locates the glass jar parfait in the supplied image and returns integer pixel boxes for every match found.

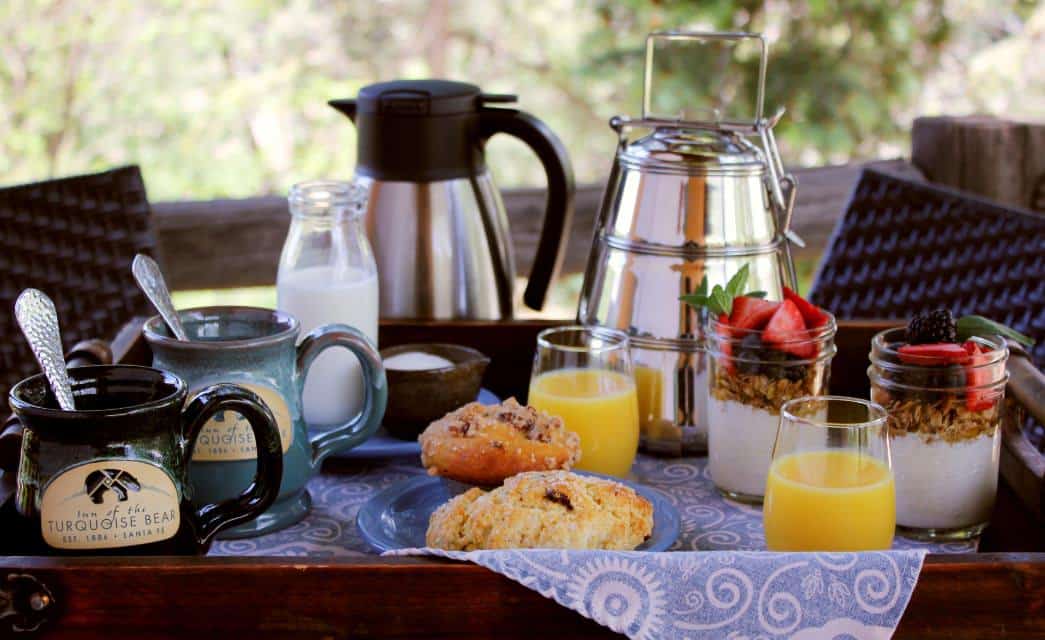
[868,329,1008,540]
[703,312,837,503]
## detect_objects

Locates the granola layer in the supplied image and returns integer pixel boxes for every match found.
[710,367,821,415]
[870,387,999,443]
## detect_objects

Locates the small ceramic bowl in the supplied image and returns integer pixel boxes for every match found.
[380,343,490,440]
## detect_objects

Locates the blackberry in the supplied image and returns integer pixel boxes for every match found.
[906,309,957,344]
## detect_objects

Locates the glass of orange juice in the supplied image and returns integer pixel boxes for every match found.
[528,326,639,477]
[764,396,895,551]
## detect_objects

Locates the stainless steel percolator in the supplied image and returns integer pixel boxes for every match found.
[576,31,800,455]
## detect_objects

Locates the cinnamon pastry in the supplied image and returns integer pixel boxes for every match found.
[418,398,580,485]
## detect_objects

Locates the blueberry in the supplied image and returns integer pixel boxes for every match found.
[733,333,804,381]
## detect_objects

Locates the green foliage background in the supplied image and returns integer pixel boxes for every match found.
[0,0,1039,201]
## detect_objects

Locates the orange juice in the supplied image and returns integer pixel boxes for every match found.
[634,364,683,444]
[528,368,639,477]
[634,365,662,428]
[764,450,895,551]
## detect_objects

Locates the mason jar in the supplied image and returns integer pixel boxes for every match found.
[633,341,707,457]
[868,328,1008,540]
[704,313,837,503]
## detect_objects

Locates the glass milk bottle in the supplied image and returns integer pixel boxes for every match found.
[277,180,379,426]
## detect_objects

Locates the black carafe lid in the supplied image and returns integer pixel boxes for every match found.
[329,79,516,181]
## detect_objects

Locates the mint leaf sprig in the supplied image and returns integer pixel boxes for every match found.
[678,263,767,316]
[957,315,1035,347]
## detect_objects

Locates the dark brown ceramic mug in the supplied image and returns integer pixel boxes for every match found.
[9,365,283,555]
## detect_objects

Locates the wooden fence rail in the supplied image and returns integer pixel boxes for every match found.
[153,159,920,292]
[913,115,1045,212]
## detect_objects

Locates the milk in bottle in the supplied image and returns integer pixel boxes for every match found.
[277,180,378,426]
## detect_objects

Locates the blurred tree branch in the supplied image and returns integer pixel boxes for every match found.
[0,0,1037,198]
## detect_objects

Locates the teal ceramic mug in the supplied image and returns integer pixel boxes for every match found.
[9,365,283,555]
[144,306,386,538]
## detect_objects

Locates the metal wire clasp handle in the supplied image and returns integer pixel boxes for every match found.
[758,113,801,245]
[639,31,800,242]
[643,30,768,126]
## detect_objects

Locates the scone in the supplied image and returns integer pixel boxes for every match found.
[419,398,581,485]
[426,470,654,550]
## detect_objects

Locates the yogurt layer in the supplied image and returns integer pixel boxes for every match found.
[891,430,1000,530]
[707,398,780,498]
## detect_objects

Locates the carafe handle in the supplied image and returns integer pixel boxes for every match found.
[479,108,575,311]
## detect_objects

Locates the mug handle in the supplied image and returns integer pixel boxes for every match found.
[181,384,284,544]
[296,324,386,464]
[297,324,387,467]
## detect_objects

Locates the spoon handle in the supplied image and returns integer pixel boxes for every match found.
[14,289,76,411]
[132,254,189,341]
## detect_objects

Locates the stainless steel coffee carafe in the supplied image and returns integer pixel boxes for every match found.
[330,80,574,319]
[577,32,799,455]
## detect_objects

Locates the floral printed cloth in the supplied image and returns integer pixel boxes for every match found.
[211,454,973,638]
[389,547,926,640]
[211,455,975,556]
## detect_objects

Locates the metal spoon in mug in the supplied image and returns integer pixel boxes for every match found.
[14,289,76,411]
[132,253,189,341]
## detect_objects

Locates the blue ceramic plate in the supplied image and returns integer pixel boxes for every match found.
[357,472,681,553]
[332,388,499,459]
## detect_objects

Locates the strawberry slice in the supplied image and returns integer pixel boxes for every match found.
[715,312,735,374]
[963,340,995,411]
[783,286,829,329]
[763,300,816,358]
[730,297,780,332]
[897,343,970,365]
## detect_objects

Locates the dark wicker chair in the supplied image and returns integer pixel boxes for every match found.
[810,167,1045,517]
[0,165,157,401]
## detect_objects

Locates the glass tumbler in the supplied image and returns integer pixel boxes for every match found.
[764,396,895,552]
[528,326,639,478]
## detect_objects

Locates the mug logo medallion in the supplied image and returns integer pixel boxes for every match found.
[40,460,180,550]
[192,383,293,461]
[85,469,141,503]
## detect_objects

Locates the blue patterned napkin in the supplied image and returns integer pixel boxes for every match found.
[211,455,949,637]
[211,456,975,556]
[388,547,926,640]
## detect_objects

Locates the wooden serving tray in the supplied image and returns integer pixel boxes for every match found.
[1,319,1042,639]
